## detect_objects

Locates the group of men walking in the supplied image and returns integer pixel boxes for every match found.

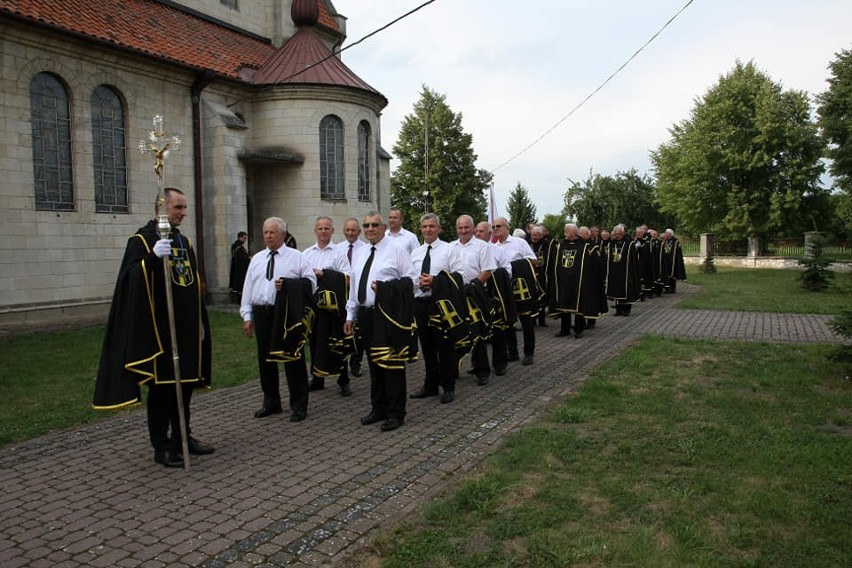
[94,191,685,468]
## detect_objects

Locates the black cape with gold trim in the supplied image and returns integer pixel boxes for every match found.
[605,238,640,302]
[93,220,211,410]
[311,269,356,378]
[370,278,417,370]
[488,267,516,331]
[510,258,545,317]
[428,270,471,356]
[549,238,606,319]
[658,237,687,282]
[268,277,314,363]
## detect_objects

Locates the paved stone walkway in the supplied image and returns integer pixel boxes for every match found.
[0,286,843,567]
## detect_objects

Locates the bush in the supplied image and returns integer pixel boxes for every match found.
[699,256,717,274]
[829,307,852,380]
[798,235,833,291]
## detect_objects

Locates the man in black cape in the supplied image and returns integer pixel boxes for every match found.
[550,224,605,337]
[658,229,687,293]
[93,187,213,468]
[605,224,640,316]
[229,231,250,304]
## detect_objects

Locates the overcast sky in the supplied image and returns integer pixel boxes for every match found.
[335,0,851,220]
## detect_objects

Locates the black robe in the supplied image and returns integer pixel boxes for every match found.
[510,258,545,317]
[311,269,356,378]
[634,235,656,294]
[550,238,606,319]
[428,270,472,358]
[228,240,250,294]
[659,237,687,282]
[93,220,211,410]
[267,277,314,363]
[370,278,417,370]
[605,238,640,303]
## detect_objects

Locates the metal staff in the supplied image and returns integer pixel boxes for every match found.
[140,116,190,471]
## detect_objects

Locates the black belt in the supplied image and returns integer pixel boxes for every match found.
[252,304,274,312]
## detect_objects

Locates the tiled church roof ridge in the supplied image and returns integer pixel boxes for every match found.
[0,0,346,82]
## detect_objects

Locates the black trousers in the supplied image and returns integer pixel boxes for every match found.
[414,298,459,392]
[491,326,508,372]
[614,300,633,315]
[360,307,407,420]
[147,382,193,452]
[560,313,586,334]
[253,305,309,415]
[506,315,536,357]
[665,277,678,293]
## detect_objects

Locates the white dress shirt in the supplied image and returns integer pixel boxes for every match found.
[411,238,464,298]
[345,237,418,321]
[449,237,497,284]
[335,238,368,271]
[489,242,513,277]
[497,235,536,262]
[302,241,339,270]
[385,227,420,255]
[240,245,317,322]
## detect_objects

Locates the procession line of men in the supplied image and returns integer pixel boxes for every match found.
[94,191,685,467]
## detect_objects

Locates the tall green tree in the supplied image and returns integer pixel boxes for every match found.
[506,182,538,232]
[562,168,672,231]
[391,86,489,231]
[817,48,852,234]
[540,213,566,237]
[651,61,826,239]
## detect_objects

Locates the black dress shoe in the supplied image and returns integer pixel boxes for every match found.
[507,354,520,362]
[477,375,490,386]
[187,437,215,455]
[290,412,307,422]
[574,331,584,339]
[495,367,506,376]
[409,387,438,399]
[555,330,570,337]
[440,390,455,404]
[522,355,534,366]
[308,378,325,391]
[360,411,386,425]
[380,418,403,432]
[254,405,283,418]
[466,367,477,375]
[154,450,184,468]
[340,384,352,397]
[350,363,362,377]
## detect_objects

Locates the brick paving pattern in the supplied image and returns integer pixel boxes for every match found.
[0,284,844,567]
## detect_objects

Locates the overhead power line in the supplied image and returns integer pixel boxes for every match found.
[490,0,696,175]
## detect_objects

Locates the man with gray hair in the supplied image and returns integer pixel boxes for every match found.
[241,217,317,421]
[658,228,687,293]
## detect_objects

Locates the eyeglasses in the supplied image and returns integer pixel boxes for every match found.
[492,224,505,228]
[362,222,382,228]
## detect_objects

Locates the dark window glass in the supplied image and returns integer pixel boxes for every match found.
[91,85,128,213]
[220,0,238,9]
[320,115,345,200]
[357,120,371,202]
[30,73,74,211]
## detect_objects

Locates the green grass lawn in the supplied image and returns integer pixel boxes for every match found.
[361,337,852,568]
[0,308,257,446]
[679,266,852,314]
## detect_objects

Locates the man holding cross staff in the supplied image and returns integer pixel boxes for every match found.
[93,116,213,469]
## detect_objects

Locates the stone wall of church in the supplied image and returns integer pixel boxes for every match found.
[170,0,277,40]
[0,22,197,325]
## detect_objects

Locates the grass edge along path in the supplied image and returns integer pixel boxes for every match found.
[359,336,852,568]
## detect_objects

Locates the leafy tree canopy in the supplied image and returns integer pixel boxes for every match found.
[817,48,852,234]
[651,60,826,239]
[391,85,489,232]
[562,168,673,232]
[506,182,538,232]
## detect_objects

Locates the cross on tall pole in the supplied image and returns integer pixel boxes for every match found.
[138,115,191,471]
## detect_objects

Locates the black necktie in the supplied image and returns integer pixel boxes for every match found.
[421,244,432,274]
[347,243,353,264]
[358,246,376,304]
[266,250,277,281]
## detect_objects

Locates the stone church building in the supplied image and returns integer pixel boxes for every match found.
[0,0,391,329]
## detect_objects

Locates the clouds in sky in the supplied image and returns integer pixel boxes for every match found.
[335,0,851,218]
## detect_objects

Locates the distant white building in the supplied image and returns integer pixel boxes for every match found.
[0,0,391,330]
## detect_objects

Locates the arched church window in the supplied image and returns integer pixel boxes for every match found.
[357,120,371,202]
[30,73,74,211]
[91,85,128,213]
[320,115,345,200]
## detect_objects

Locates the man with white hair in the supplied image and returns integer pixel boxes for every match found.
[658,228,687,293]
